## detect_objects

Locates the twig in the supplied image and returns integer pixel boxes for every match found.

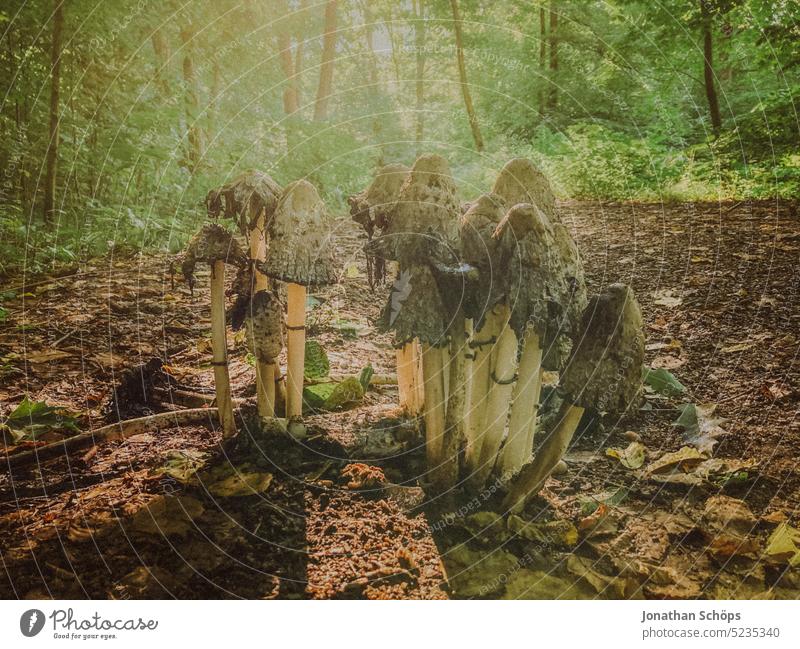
[3,408,223,471]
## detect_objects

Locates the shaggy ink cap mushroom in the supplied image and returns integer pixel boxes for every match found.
[244,290,285,364]
[560,283,645,413]
[456,193,508,327]
[369,154,460,267]
[206,170,283,236]
[348,163,410,237]
[491,158,558,222]
[181,223,248,291]
[260,179,337,287]
[492,203,568,343]
[378,264,448,349]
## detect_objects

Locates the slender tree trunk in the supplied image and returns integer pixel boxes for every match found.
[180,25,204,172]
[362,1,384,164]
[414,0,426,151]
[313,0,338,121]
[43,0,64,224]
[449,0,484,151]
[151,27,171,97]
[539,6,547,115]
[547,3,558,111]
[701,2,722,133]
[277,0,300,115]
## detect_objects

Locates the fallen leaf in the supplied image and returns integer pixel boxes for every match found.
[700,496,759,557]
[198,464,273,497]
[651,354,686,370]
[606,442,646,469]
[720,341,753,354]
[507,515,578,548]
[652,290,683,308]
[763,523,800,567]
[25,349,73,363]
[673,403,728,453]
[642,366,686,396]
[645,446,706,475]
[130,496,204,536]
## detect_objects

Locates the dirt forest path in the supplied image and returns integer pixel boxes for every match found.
[1,200,798,599]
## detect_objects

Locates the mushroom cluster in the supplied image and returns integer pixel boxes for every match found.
[366,156,644,505]
[180,171,337,438]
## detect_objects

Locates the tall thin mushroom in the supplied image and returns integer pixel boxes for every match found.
[206,170,283,418]
[366,155,460,423]
[181,224,248,438]
[458,193,507,473]
[243,290,285,418]
[492,203,568,479]
[379,264,451,490]
[260,180,337,421]
[349,164,421,415]
[503,283,645,513]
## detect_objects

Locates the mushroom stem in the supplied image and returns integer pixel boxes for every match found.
[255,362,276,418]
[462,317,474,436]
[249,209,275,419]
[286,282,307,419]
[396,343,417,415]
[463,313,499,474]
[420,342,447,473]
[413,339,425,414]
[473,307,518,486]
[497,328,543,478]
[435,313,468,492]
[210,260,236,438]
[503,401,585,513]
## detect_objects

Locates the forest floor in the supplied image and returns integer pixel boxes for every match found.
[1,199,799,600]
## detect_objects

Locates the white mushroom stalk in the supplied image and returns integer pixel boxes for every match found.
[503,283,645,513]
[458,194,507,476]
[181,224,248,439]
[260,179,337,422]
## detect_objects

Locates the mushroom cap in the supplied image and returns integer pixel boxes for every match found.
[459,193,507,325]
[491,158,557,222]
[460,193,507,268]
[181,223,248,289]
[378,264,448,348]
[374,154,460,266]
[262,179,337,286]
[349,163,410,235]
[206,170,282,236]
[493,203,568,341]
[244,290,284,363]
[561,283,645,412]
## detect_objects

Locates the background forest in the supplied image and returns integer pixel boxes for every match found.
[0,0,798,274]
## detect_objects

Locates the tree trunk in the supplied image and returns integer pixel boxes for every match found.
[180,25,204,172]
[313,0,338,121]
[449,0,484,151]
[547,3,558,112]
[414,0,426,151]
[701,2,722,133]
[539,6,547,115]
[277,0,300,115]
[362,0,384,164]
[43,0,64,224]
[151,27,171,97]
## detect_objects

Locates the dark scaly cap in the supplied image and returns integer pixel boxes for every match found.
[206,170,282,236]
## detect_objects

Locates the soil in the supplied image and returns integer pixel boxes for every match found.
[1,199,798,599]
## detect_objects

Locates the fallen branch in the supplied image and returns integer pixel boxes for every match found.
[3,408,223,471]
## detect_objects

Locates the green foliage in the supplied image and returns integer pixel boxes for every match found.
[1,396,81,443]
[642,366,687,397]
[0,0,795,274]
[304,340,330,380]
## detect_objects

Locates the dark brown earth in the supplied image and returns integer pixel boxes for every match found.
[1,199,798,599]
